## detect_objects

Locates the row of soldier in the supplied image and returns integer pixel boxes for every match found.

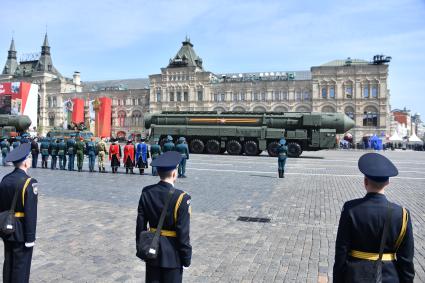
[1,135,190,177]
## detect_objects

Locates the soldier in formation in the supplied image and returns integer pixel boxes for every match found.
[97,137,107,173]
[277,138,288,178]
[1,137,11,166]
[176,137,189,178]
[149,138,162,176]
[333,153,415,282]
[30,137,39,168]
[66,136,76,171]
[76,137,86,172]
[163,135,175,152]
[49,138,58,170]
[136,151,192,283]
[109,139,121,173]
[136,138,149,175]
[86,137,97,172]
[12,136,21,149]
[124,140,135,174]
[40,138,50,169]
[0,143,39,283]
[57,138,67,170]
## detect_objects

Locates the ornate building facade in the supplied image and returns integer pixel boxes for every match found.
[1,35,391,142]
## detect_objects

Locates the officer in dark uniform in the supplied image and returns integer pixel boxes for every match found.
[85,137,97,172]
[57,138,67,170]
[1,137,11,166]
[163,135,175,152]
[40,138,50,169]
[175,137,189,178]
[66,136,76,171]
[0,143,39,283]
[150,138,162,176]
[136,151,192,283]
[333,153,415,283]
[277,138,288,178]
[49,138,58,170]
[30,138,39,168]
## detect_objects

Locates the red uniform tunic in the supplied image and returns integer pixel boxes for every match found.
[124,144,135,168]
[109,144,121,167]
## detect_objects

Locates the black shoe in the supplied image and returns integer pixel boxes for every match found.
[181,175,187,178]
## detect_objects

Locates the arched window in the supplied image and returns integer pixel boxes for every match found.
[52,97,57,107]
[296,106,310,112]
[132,110,142,126]
[253,106,267,113]
[371,84,378,98]
[322,106,336,113]
[232,106,246,112]
[213,107,226,113]
[302,90,311,101]
[118,110,126,127]
[329,86,335,99]
[363,106,379,126]
[273,106,288,112]
[345,106,355,120]
[344,82,353,99]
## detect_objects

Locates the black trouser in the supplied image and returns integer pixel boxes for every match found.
[146,264,183,283]
[3,241,33,283]
[31,154,38,168]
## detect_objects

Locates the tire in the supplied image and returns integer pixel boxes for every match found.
[267,141,280,157]
[287,142,302,158]
[189,139,205,154]
[244,140,258,156]
[226,140,242,155]
[256,150,263,156]
[206,139,221,154]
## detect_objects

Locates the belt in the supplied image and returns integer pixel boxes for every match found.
[15,212,25,217]
[350,250,396,261]
[149,228,177,237]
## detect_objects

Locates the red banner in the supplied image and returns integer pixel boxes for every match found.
[97,97,111,137]
[72,98,85,124]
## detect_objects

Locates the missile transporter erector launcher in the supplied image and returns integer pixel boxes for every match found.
[0,114,32,138]
[144,111,355,157]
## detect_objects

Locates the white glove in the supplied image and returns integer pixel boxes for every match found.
[25,242,35,248]
[183,266,189,270]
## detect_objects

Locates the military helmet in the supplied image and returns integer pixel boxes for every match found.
[178,137,186,142]
[279,138,286,145]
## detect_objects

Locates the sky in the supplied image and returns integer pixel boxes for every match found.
[1,0,424,116]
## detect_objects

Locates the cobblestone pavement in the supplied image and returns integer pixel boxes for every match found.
[0,150,424,282]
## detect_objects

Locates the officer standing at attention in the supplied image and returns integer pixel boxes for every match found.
[66,136,76,171]
[40,138,50,169]
[163,135,175,152]
[277,138,288,178]
[175,137,189,178]
[97,137,107,173]
[136,138,149,175]
[333,153,415,283]
[12,136,21,149]
[109,139,121,174]
[86,137,97,172]
[136,151,192,283]
[0,143,39,283]
[75,137,86,172]
[30,138,39,168]
[1,137,11,166]
[57,138,67,170]
[150,138,162,176]
[49,138,58,170]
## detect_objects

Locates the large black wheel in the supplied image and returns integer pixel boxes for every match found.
[267,141,280,157]
[206,139,221,154]
[244,140,258,156]
[189,139,205,154]
[287,142,302,158]
[226,140,242,155]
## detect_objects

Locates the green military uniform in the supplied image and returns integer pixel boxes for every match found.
[40,138,50,169]
[1,138,11,166]
[163,135,175,152]
[277,138,288,178]
[175,137,189,178]
[57,138,67,170]
[75,138,86,172]
[97,139,107,173]
[49,139,58,170]
[150,139,162,176]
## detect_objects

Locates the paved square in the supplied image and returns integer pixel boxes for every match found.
[1,150,424,282]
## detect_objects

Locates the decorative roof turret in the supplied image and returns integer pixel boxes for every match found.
[35,33,60,75]
[168,36,204,70]
[2,38,19,75]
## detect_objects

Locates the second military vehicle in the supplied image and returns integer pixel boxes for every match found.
[46,129,94,141]
[0,114,32,138]
[145,111,355,157]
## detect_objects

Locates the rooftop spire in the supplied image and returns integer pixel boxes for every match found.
[2,37,18,75]
[42,33,49,47]
[9,38,16,52]
[41,33,50,56]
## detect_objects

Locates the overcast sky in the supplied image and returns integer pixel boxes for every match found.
[1,0,424,116]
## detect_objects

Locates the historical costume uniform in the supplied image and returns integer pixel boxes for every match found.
[66,137,77,171]
[39,138,50,169]
[86,138,97,172]
[1,137,11,166]
[136,139,149,175]
[150,138,162,176]
[136,152,192,283]
[75,137,86,172]
[277,138,288,178]
[109,140,121,173]
[175,137,189,178]
[30,138,39,168]
[163,135,175,152]
[124,140,136,174]
[0,143,39,283]
[97,138,108,173]
[333,153,415,283]
[57,138,67,170]
[49,138,58,170]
